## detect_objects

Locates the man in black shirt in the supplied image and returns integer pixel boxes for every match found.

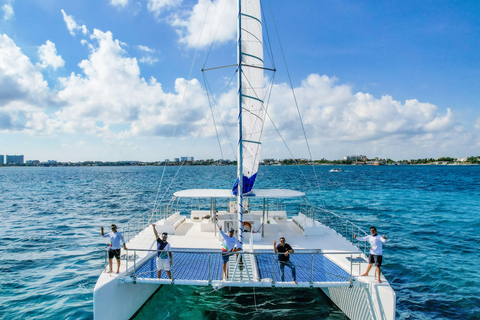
[274,237,297,284]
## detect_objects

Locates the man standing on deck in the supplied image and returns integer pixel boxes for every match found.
[355,226,387,283]
[101,224,127,274]
[218,226,241,280]
[152,224,172,279]
[274,237,297,284]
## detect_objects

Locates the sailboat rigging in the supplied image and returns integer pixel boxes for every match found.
[93,2,396,320]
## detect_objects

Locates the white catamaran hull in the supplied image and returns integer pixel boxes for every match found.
[94,193,395,320]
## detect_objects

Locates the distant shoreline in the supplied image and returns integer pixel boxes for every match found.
[1,162,478,167]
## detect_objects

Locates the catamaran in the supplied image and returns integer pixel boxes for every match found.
[93,1,396,319]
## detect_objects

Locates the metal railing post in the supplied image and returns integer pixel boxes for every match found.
[171,252,174,283]
[104,245,108,272]
[133,250,137,283]
[310,253,314,285]
[208,253,211,283]
[272,253,276,285]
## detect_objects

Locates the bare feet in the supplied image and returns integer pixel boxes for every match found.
[116,270,120,274]
[361,273,369,277]
[293,281,298,285]
[106,270,112,273]
[378,279,382,283]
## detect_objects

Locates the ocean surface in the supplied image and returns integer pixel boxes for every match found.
[1,165,479,319]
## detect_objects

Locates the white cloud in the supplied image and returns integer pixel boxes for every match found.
[110,0,129,7]
[170,0,236,48]
[265,74,458,150]
[2,3,14,21]
[61,9,88,36]
[55,28,209,142]
[0,35,52,112]
[139,56,159,65]
[0,26,477,160]
[147,0,181,17]
[37,40,65,70]
[137,45,155,53]
[136,45,158,65]
[475,118,480,130]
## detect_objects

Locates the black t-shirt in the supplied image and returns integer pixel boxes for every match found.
[156,239,168,258]
[276,243,292,262]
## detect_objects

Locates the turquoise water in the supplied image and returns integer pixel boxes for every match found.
[0,165,479,319]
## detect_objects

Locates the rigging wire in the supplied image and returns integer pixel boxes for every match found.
[153,0,213,212]
[266,0,324,203]
[202,71,227,174]
[202,68,239,163]
[242,69,316,191]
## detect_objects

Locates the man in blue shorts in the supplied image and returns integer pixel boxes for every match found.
[219,226,241,279]
[101,224,127,274]
[355,226,387,283]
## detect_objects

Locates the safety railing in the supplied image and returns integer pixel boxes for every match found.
[300,198,369,255]
[114,248,364,287]
[123,197,179,243]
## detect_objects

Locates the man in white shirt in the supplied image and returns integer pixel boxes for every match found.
[219,226,241,279]
[355,226,387,283]
[101,224,127,274]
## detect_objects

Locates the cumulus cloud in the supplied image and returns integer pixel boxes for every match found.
[2,2,14,21]
[55,28,209,142]
[265,74,456,145]
[37,40,65,70]
[110,0,129,7]
[0,34,51,111]
[0,22,476,159]
[147,0,181,17]
[61,9,88,36]
[169,0,236,48]
[136,45,159,65]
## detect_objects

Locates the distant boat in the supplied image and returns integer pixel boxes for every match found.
[93,1,396,319]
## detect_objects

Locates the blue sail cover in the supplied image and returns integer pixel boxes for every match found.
[232,0,264,195]
[232,173,257,195]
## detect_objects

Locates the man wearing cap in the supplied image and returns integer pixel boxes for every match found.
[152,224,172,279]
[218,225,241,279]
[101,224,127,274]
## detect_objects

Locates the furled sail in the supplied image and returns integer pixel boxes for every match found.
[233,0,264,195]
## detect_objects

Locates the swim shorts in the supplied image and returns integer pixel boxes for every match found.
[368,254,383,267]
[109,249,121,260]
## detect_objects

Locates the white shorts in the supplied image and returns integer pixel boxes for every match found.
[156,257,171,271]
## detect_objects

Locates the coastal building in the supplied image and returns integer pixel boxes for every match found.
[180,157,188,162]
[6,155,24,165]
[174,158,180,162]
[344,155,367,162]
[0,155,3,164]
[188,157,194,161]
[26,160,40,165]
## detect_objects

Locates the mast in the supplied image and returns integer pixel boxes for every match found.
[237,0,244,249]
[234,0,264,247]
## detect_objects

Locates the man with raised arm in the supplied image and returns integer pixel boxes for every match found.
[274,237,297,285]
[218,226,241,280]
[355,226,387,283]
[152,224,172,279]
[101,224,127,274]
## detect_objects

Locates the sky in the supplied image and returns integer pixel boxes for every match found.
[0,0,479,162]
